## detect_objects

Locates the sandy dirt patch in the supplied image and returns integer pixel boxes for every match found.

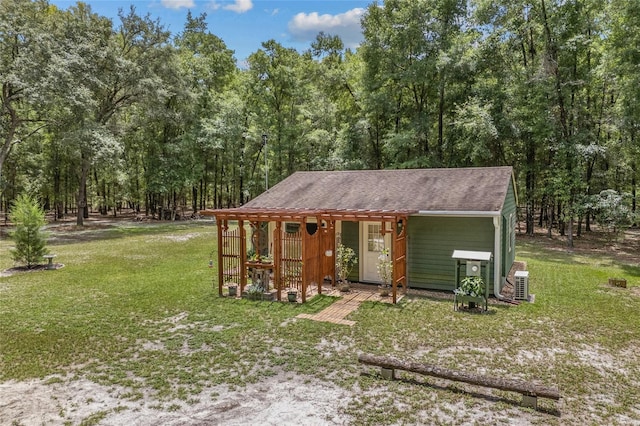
[0,373,351,425]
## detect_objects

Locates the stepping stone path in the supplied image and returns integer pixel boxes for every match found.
[297,289,394,326]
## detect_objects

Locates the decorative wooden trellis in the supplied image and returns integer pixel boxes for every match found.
[208,208,413,304]
[216,219,247,296]
[220,227,242,290]
[278,228,303,292]
[392,218,408,303]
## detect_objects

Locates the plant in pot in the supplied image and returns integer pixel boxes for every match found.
[454,275,485,309]
[247,248,257,262]
[225,275,238,297]
[335,243,357,292]
[245,282,264,301]
[286,288,298,303]
[377,248,392,297]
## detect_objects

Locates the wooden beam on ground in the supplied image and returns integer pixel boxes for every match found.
[358,354,560,404]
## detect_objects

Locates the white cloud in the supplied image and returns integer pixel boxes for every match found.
[209,0,253,13]
[288,8,366,49]
[161,0,195,10]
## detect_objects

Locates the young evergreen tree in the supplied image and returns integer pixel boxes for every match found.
[10,194,48,268]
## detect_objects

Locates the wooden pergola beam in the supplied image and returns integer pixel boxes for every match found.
[204,207,413,304]
[201,207,416,223]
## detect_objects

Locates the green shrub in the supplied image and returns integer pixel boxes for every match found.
[588,189,636,240]
[9,194,48,268]
[336,243,357,282]
[455,275,484,297]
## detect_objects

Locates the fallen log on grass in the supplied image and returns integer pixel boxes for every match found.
[358,353,560,408]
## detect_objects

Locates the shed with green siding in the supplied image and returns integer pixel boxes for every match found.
[239,166,518,296]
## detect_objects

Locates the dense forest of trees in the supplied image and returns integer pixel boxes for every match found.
[1,0,638,242]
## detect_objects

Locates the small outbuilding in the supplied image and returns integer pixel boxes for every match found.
[202,166,517,303]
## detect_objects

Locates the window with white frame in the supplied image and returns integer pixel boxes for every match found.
[367,224,385,252]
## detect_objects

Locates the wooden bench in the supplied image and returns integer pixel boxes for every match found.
[358,353,560,409]
[43,254,57,270]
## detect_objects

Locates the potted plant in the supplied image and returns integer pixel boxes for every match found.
[287,288,298,303]
[225,276,238,297]
[377,248,392,297]
[228,283,238,297]
[454,275,485,310]
[336,243,357,292]
[244,283,264,301]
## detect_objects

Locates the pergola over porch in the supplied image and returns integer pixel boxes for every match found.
[201,207,416,304]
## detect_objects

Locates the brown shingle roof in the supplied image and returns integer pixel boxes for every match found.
[243,166,513,214]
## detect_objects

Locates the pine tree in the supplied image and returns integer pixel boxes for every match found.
[9,194,48,268]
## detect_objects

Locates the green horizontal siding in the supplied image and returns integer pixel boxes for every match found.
[501,179,517,279]
[408,216,495,291]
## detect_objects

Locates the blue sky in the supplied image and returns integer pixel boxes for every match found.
[49,0,373,63]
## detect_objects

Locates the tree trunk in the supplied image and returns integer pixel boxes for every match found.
[358,354,560,401]
[577,217,582,237]
[632,162,637,223]
[192,185,198,215]
[76,154,90,226]
[0,87,19,183]
[199,178,204,211]
[53,164,62,221]
[567,216,574,248]
[101,179,107,215]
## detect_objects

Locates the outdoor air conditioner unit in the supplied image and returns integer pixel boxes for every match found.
[514,270,529,300]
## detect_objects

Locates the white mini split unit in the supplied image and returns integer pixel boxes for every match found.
[514,270,529,300]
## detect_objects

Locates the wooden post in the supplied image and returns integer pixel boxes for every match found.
[358,354,560,402]
[274,221,282,301]
[329,220,335,292]
[301,218,307,303]
[239,220,247,294]
[391,220,397,304]
[391,216,408,304]
[216,219,224,297]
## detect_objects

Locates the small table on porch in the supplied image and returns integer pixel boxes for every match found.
[246,261,274,290]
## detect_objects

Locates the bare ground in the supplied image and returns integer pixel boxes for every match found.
[0,373,351,425]
[1,220,638,425]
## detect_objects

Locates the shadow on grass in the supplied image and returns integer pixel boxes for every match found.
[401,293,518,312]
[360,371,562,418]
[620,263,640,278]
[46,221,213,246]
[221,293,339,315]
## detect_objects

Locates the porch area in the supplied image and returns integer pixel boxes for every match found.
[201,207,415,304]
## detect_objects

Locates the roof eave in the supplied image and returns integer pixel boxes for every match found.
[414,210,501,217]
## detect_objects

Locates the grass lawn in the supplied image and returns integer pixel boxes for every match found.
[1,220,639,425]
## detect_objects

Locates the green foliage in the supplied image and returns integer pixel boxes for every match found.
[2,0,640,237]
[245,283,263,295]
[9,194,48,268]
[588,190,636,239]
[455,275,484,297]
[376,247,393,286]
[335,243,357,282]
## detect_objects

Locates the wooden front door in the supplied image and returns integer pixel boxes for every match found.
[361,221,391,283]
